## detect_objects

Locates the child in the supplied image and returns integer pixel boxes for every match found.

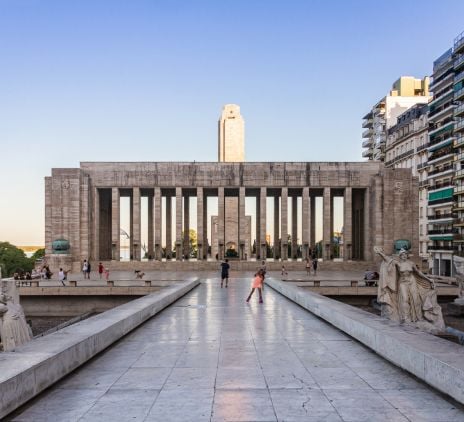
[305,258,311,275]
[281,265,288,277]
[246,269,264,304]
[104,268,110,281]
[98,262,104,279]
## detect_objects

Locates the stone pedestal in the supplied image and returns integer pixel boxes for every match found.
[48,254,74,273]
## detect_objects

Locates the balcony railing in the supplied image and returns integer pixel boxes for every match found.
[454,185,464,195]
[428,165,454,176]
[455,136,464,148]
[428,245,455,251]
[429,181,454,191]
[362,119,373,128]
[455,87,464,101]
[428,197,454,206]
[455,119,464,133]
[455,54,464,71]
[455,30,464,53]
[362,128,372,138]
[428,213,456,220]
[417,143,430,152]
[427,228,458,235]
[417,162,429,170]
[419,180,430,188]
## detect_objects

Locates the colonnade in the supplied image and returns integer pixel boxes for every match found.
[96,186,369,262]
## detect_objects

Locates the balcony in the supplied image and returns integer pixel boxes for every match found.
[417,143,430,152]
[362,128,373,138]
[454,185,464,195]
[455,119,464,133]
[427,228,457,235]
[454,135,464,148]
[456,31,464,54]
[362,139,372,148]
[428,213,456,221]
[428,197,454,206]
[419,180,430,188]
[455,201,464,210]
[428,245,455,251]
[429,181,454,192]
[455,103,464,118]
[456,70,464,86]
[455,169,464,179]
[362,149,373,158]
[429,88,454,107]
[454,217,464,226]
[362,118,373,128]
[428,101,454,121]
[455,87,464,101]
[417,162,429,171]
[455,54,464,71]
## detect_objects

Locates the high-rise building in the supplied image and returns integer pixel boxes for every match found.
[385,104,429,263]
[427,48,456,276]
[362,77,430,161]
[218,104,245,162]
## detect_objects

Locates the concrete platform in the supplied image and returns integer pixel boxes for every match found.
[7,277,464,421]
[0,278,200,419]
[266,277,464,406]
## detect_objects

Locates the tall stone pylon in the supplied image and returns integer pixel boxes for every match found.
[218,104,245,162]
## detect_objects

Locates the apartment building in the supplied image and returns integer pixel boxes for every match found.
[385,104,429,264]
[362,76,430,161]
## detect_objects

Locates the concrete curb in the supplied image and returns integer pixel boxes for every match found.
[0,277,200,419]
[266,277,464,404]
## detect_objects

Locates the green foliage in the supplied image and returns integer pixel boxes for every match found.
[0,242,33,277]
[30,248,45,262]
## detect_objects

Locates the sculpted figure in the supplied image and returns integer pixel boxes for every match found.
[0,283,32,351]
[374,247,445,333]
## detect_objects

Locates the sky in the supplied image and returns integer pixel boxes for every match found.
[1,0,464,246]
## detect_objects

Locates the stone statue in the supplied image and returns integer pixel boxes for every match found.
[0,280,32,351]
[374,246,445,333]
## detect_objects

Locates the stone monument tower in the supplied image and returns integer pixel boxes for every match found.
[218,104,245,162]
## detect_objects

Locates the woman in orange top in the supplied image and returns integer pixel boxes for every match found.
[246,269,264,304]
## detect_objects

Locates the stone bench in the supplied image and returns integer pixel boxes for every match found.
[266,277,464,405]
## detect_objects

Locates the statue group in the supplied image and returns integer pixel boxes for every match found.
[374,247,445,334]
[0,279,32,352]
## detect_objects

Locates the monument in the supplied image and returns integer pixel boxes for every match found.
[374,246,445,333]
[0,277,32,352]
[218,104,245,162]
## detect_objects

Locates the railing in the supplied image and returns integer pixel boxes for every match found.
[455,70,464,85]
[417,143,430,152]
[362,128,372,138]
[455,30,464,51]
[429,134,454,148]
[455,119,464,132]
[428,245,455,251]
[419,180,430,188]
[429,182,454,191]
[427,228,457,235]
[455,87,464,101]
[455,136,464,148]
[455,54,464,70]
[455,103,464,117]
[428,101,454,119]
[428,213,456,220]
[417,162,429,170]
[454,185,464,195]
[428,165,454,176]
[362,140,372,148]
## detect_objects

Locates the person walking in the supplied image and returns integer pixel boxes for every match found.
[58,268,66,287]
[246,269,264,304]
[86,260,92,279]
[281,265,288,277]
[82,260,88,279]
[220,258,230,288]
[312,257,318,276]
[305,258,311,276]
[98,262,104,279]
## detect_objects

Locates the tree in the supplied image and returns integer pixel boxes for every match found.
[0,242,33,277]
[30,248,45,263]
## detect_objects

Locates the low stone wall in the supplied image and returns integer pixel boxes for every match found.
[266,277,464,405]
[0,278,200,419]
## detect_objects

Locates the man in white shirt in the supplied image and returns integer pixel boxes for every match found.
[58,268,66,286]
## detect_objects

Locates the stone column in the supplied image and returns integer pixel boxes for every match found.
[111,187,120,261]
[183,195,190,259]
[364,186,373,261]
[132,187,141,261]
[166,195,172,259]
[344,187,352,261]
[239,187,246,260]
[94,187,100,261]
[175,187,182,261]
[154,188,162,260]
[323,187,331,260]
[274,196,280,259]
[197,187,204,260]
[281,187,288,260]
[203,192,208,259]
[260,187,267,260]
[218,187,225,260]
[310,194,316,252]
[291,195,298,259]
[302,187,309,260]
[148,193,154,260]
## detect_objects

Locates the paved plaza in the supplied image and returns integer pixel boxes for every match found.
[10,277,464,422]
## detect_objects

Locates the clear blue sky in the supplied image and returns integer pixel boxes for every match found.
[1,0,464,245]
